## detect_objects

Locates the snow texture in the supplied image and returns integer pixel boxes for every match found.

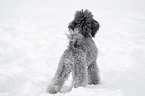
[0,0,145,96]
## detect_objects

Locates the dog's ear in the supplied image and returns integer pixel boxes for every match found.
[68,20,76,31]
[91,20,100,37]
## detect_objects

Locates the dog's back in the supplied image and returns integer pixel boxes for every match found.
[68,29,98,66]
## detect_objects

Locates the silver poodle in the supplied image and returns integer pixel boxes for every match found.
[47,9,100,94]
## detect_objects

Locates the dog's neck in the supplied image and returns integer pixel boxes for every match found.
[68,36,93,53]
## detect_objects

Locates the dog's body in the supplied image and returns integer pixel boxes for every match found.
[47,9,100,94]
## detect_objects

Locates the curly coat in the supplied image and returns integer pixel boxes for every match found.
[47,9,100,94]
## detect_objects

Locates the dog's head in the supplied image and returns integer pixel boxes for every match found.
[68,9,100,38]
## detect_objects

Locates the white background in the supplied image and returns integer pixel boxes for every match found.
[0,0,145,96]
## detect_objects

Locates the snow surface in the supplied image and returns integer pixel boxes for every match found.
[0,0,145,96]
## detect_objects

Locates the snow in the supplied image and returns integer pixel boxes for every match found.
[0,0,145,96]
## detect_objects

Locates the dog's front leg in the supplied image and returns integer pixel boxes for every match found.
[87,61,100,85]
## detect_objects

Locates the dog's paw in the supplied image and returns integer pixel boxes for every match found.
[47,85,59,94]
[88,78,100,85]
[47,88,58,94]
[73,81,87,88]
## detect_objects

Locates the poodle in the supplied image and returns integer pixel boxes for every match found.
[47,9,100,94]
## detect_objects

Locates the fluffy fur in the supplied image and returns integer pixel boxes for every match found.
[47,9,100,94]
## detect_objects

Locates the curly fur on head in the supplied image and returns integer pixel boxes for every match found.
[68,9,100,38]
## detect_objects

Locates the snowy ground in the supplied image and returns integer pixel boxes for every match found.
[0,0,145,96]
